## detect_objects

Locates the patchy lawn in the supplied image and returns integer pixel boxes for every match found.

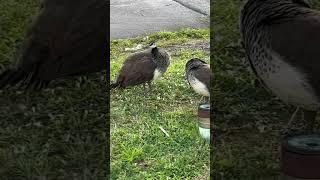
[211,0,320,179]
[110,29,210,179]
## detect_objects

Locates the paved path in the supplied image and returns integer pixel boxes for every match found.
[110,0,210,40]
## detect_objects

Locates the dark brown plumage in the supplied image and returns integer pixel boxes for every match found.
[0,0,107,90]
[110,42,170,90]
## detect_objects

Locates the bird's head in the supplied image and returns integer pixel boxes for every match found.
[149,41,157,49]
[185,58,208,80]
[186,58,207,69]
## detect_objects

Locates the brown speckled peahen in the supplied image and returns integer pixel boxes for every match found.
[240,0,320,131]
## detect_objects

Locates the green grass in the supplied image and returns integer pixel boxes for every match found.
[110,29,210,179]
[211,0,320,179]
[0,1,107,179]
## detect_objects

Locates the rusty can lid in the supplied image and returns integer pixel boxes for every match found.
[281,134,320,178]
[198,103,210,118]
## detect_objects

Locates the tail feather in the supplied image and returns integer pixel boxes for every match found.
[110,76,124,90]
[0,67,49,90]
[110,82,120,89]
[0,69,25,89]
[26,69,39,89]
[7,71,25,87]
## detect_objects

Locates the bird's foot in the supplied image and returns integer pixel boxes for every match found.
[302,110,317,134]
[280,110,317,137]
[200,96,210,104]
[280,127,304,137]
[143,91,149,97]
[142,83,152,97]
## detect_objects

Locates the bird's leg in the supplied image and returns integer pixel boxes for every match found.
[200,96,209,104]
[204,96,210,103]
[200,96,204,102]
[143,83,148,97]
[288,107,300,127]
[302,109,317,132]
[282,106,300,135]
[147,82,152,92]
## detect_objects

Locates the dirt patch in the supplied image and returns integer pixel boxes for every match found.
[166,40,210,53]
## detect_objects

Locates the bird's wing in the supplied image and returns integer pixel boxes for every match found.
[269,14,320,93]
[39,0,106,80]
[119,55,157,87]
[193,65,210,88]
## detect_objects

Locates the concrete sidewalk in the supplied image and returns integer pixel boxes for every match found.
[110,0,210,40]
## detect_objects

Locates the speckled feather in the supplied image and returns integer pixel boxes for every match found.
[240,0,320,110]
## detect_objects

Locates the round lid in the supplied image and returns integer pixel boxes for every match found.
[198,103,210,111]
[283,134,320,155]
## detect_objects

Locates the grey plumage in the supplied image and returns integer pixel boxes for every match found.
[0,0,106,90]
[185,58,210,97]
[110,42,170,89]
[240,0,320,130]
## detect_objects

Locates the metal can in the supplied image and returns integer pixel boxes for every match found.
[281,134,320,180]
[198,103,210,142]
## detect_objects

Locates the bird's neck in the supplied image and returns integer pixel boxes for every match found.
[151,49,169,70]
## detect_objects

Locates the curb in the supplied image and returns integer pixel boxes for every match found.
[172,0,209,16]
